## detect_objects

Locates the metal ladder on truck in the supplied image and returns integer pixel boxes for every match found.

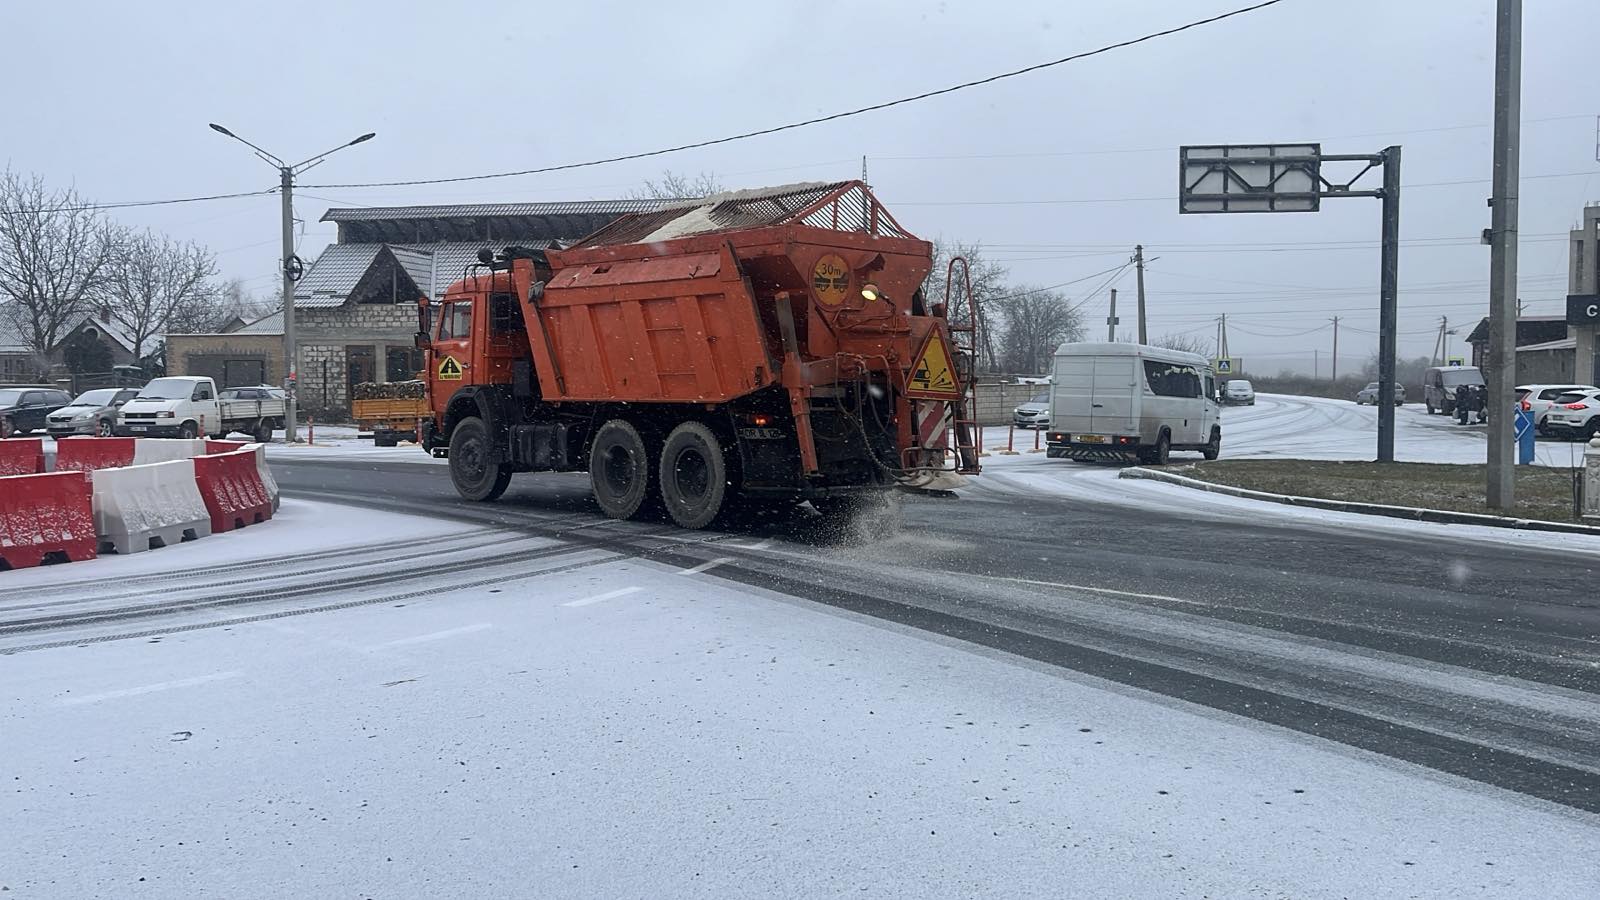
[944,257,982,473]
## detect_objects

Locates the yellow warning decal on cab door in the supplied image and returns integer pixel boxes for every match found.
[437,355,464,381]
[906,332,960,399]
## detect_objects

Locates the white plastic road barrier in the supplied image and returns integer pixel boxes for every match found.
[131,438,209,465]
[1585,437,1600,521]
[244,442,280,511]
[90,458,212,554]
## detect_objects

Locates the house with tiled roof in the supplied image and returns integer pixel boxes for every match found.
[166,199,660,415]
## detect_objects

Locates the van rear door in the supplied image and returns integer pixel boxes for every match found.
[1092,354,1137,436]
[1050,352,1096,436]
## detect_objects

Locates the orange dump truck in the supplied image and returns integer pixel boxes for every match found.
[415,181,978,528]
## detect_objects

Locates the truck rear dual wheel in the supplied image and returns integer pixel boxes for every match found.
[658,421,728,530]
[590,419,656,520]
[450,417,512,502]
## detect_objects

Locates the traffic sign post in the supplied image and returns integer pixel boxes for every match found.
[1513,407,1535,465]
[1180,142,1401,462]
[1447,357,1465,367]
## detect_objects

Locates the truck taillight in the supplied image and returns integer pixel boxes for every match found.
[742,413,773,427]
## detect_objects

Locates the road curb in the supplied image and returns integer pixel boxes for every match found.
[1119,466,1600,537]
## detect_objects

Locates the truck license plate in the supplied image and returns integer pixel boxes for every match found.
[1077,434,1105,444]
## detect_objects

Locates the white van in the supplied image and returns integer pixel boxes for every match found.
[1045,342,1220,464]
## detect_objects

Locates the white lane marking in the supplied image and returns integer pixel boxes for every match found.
[61,671,243,707]
[373,623,493,649]
[563,587,643,608]
[730,539,773,551]
[675,557,733,576]
[994,576,1204,606]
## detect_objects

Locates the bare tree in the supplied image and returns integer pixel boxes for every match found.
[993,286,1084,375]
[101,231,218,357]
[215,278,277,324]
[0,170,120,353]
[1149,331,1212,356]
[921,239,1009,373]
[627,170,724,201]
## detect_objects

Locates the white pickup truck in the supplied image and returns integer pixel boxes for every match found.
[116,376,283,441]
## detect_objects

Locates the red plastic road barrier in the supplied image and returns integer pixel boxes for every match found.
[0,438,45,476]
[55,437,137,473]
[205,440,248,455]
[0,471,96,570]
[192,450,273,533]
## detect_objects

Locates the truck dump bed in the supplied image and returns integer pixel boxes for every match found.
[529,181,934,407]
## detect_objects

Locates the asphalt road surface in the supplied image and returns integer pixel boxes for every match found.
[269,441,1600,816]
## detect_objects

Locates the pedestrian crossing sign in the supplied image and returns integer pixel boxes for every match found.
[907,331,961,399]
[1215,357,1233,374]
[437,355,464,381]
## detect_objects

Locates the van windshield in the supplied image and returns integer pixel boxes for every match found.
[136,378,197,400]
[1440,369,1484,386]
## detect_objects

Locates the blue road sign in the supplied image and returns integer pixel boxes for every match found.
[1513,407,1535,465]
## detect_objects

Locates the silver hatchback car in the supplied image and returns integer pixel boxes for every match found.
[1355,382,1406,406]
[45,387,141,437]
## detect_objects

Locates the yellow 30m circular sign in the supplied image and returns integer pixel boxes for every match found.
[812,254,849,306]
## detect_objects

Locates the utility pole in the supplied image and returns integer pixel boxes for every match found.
[209,124,376,443]
[1376,145,1402,462]
[278,166,296,439]
[1486,0,1521,510]
[1134,245,1148,343]
[1218,313,1229,360]
[1331,316,1340,381]
[1314,349,1319,379]
[1106,288,1119,342]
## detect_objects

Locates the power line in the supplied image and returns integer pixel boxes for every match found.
[9,188,277,214]
[298,0,1291,190]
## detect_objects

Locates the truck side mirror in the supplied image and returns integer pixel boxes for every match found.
[528,280,546,303]
[416,297,432,348]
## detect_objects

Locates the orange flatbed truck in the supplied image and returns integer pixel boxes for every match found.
[414,181,979,528]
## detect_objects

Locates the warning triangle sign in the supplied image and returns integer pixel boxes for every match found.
[907,332,961,399]
[437,355,464,381]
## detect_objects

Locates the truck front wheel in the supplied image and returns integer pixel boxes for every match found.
[659,421,728,529]
[589,419,654,520]
[449,417,511,501]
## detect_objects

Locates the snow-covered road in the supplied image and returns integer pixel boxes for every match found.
[3,499,1597,897]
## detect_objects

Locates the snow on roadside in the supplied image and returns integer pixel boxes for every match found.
[4,540,1596,897]
[0,498,476,591]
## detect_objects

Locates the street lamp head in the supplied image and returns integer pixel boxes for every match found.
[350,132,376,146]
[208,123,235,137]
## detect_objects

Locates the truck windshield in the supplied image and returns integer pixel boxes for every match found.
[137,378,197,400]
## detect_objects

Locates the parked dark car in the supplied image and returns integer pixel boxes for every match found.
[0,386,74,438]
[45,387,141,437]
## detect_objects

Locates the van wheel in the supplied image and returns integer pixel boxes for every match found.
[449,417,512,501]
[1202,427,1221,461]
[254,420,274,443]
[589,419,654,520]
[1426,402,1436,415]
[658,421,729,529]
[178,421,198,440]
[1140,431,1171,465]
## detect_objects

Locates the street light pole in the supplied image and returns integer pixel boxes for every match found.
[209,124,375,443]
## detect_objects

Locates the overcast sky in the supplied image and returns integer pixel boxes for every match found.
[3,0,1596,374]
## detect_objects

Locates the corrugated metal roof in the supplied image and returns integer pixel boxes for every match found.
[236,310,283,334]
[321,200,661,222]
[292,240,561,307]
[575,181,914,248]
[0,304,30,352]
[294,244,383,307]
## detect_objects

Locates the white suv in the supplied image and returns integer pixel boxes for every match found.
[1516,383,1598,435]
[1540,388,1600,440]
